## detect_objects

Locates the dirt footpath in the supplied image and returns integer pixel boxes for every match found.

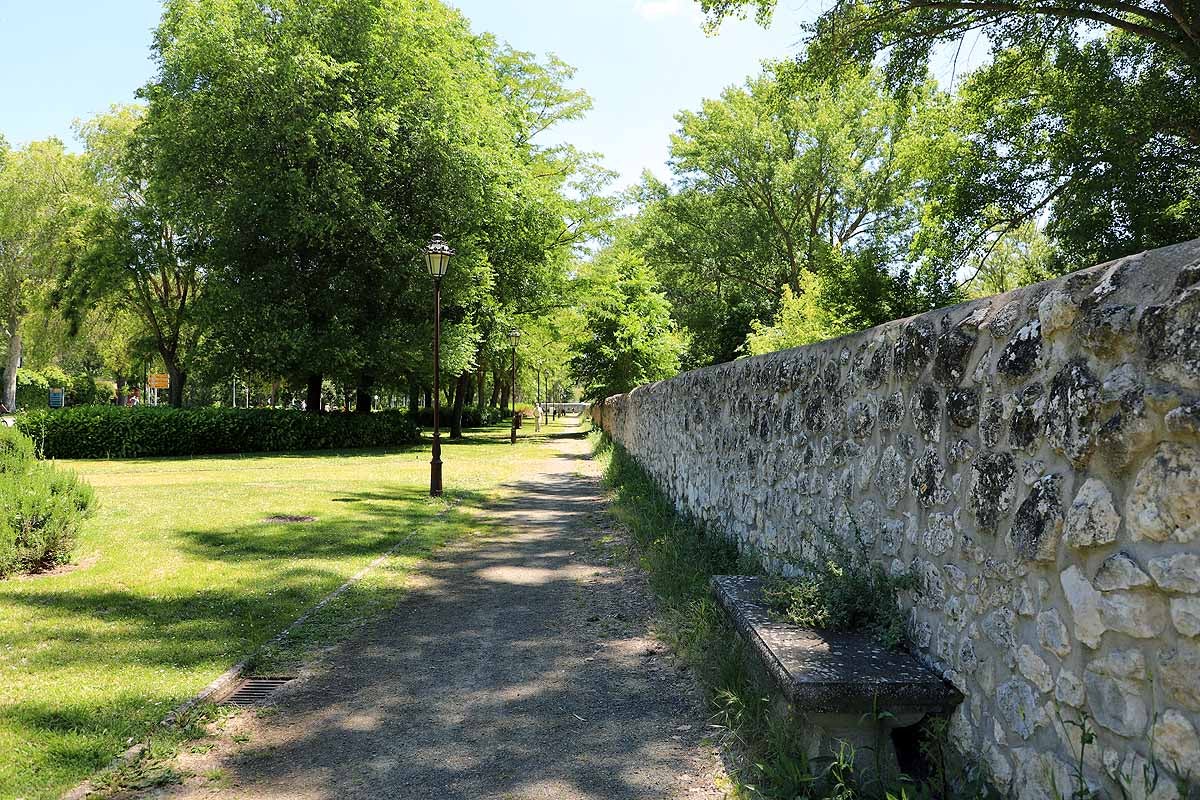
[153,421,728,799]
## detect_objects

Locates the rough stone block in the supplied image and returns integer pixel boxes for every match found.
[1171,596,1200,637]
[1017,645,1054,693]
[1011,475,1064,561]
[1159,641,1200,710]
[1064,478,1120,548]
[1038,609,1071,657]
[1100,591,1169,638]
[1084,650,1148,737]
[998,320,1043,379]
[1150,711,1200,779]
[1045,359,1102,466]
[970,452,1016,533]
[1148,554,1200,594]
[1128,443,1200,543]
[1055,668,1084,708]
[1095,552,1153,591]
[1061,566,1106,648]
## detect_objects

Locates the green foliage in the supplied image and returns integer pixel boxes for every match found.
[0,427,95,577]
[917,34,1200,275]
[623,65,951,367]
[700,1,1200,281]
[743,266,888,355]
[0,138,88,410]
[0,424,36,470]
[763,523,919,650]
[7,367,114,410]
[412,404,505,429]
[16,407,420,459]
[698,0,1200,85]
[568,248,685,400]
[64,104,202,407]
[134,0,604,405]
[963,224,1058,299]
[13,368,48,411]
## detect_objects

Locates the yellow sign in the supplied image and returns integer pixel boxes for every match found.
[148,373,170,389]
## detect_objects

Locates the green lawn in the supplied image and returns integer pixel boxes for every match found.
[0,420,575,800]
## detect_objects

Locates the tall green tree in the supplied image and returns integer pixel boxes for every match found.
[141,0,530,412]
[915,34,1200,275]
[61,105,203,407]
[699,0,1200,81]
[568,245,684,400]
[699,0,1200,275]
[0,139,84,411]
[625,66,946,366]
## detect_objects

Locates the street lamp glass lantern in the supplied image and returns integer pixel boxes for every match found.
[424,233,454,278]
[508,329,521,347]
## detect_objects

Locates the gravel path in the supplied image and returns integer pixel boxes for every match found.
[156,420,727,799]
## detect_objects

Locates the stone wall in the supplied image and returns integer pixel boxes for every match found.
[592,238,1200,799]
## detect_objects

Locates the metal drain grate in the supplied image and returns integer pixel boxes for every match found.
[221,677,294,706]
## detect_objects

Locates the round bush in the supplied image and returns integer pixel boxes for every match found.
[0,428,94,578]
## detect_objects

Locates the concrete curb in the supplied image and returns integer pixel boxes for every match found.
[61,531,418,800]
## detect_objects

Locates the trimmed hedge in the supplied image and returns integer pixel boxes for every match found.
[16,407,422,459]
[1,427,94,578]
[412,404,506,429]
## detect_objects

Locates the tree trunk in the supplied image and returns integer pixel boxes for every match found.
[166,362,187,408]
[270,379,279,408]
[500,382,510,414]
[407,378,419,414]
[477,358,486,408]
[450,371,468,439]
[115,376,126,406]
[2,325,20,412]
[354,374,373,414]
[305,373,323,413]
[423,386,432,410]
[490,370,500,408]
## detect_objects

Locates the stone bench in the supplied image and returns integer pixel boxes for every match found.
[711,575,963,779]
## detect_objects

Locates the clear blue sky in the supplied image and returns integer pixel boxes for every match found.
[0,1,815,189]
[0,1,981,190]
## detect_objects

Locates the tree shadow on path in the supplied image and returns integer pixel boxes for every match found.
[161,437,721,800]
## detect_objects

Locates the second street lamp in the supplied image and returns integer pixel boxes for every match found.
[508,328,521,445]
[424,233,454,497]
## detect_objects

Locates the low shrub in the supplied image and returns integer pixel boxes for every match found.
[16,407,421,459]
[0,427,94,578]
[763,524,919,650]
[0,423,36,471]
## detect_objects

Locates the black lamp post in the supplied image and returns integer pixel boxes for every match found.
[508,328,521,445]
[424,234,454,496]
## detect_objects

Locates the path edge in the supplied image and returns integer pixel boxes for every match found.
[61,531,418,800]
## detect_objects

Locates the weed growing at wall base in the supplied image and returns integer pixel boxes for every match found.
[762,523,919,651]
[592,431,996,800]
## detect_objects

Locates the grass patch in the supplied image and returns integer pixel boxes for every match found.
[591,431,996,800]
[0,420,576,800]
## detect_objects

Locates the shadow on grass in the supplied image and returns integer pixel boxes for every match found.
[0,487,489,798]
[122,433,704,800]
